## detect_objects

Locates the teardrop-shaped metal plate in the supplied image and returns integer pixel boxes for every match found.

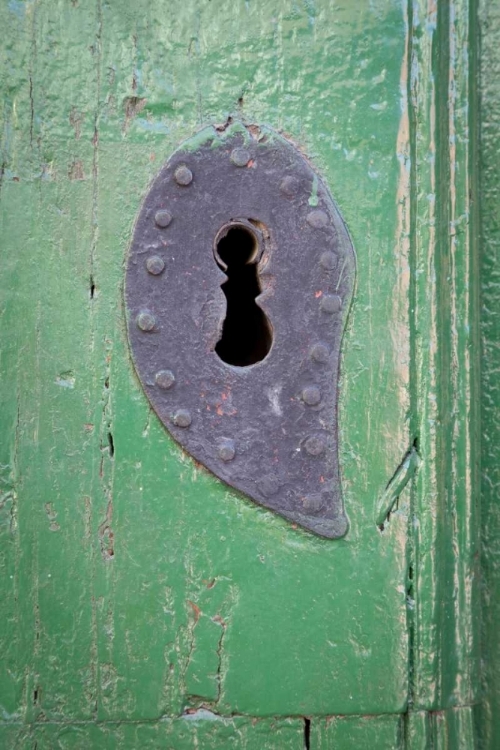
[125,122,356,538]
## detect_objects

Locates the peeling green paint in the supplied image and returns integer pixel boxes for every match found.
[376,447,421,527]
[479,1,500,748]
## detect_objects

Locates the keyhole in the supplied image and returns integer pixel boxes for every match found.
[214,223,273,367]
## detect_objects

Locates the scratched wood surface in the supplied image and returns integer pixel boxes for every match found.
[479,1,500,749]
[0,1,480,748]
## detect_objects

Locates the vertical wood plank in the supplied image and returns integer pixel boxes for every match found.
[479,0,500,748]
[408,0,480,711]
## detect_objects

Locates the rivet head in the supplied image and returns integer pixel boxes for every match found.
[174,165,193,186]
[304,436,326,456]
[310,343,330,363]
[146,255,165,275]
[302,386,321,406]
[259,475,280,497]
[320,294,342,314]
[217,438,236,462]
[307,209,329,228]
[302,492,326,513]
[171,409,191,428]
[230,147,251,167]
[320,251,337,270]
[332,513,349,537]
[155,369,175,389]
[136,311,156,331]
[155,209,172,228]
[280,175,300,197]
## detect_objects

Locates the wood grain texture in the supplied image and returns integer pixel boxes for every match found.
[407,0,480,713]
[405,707,477,750]
[0,716,305,749]
[311,714,403,749]
[479,1,500,748]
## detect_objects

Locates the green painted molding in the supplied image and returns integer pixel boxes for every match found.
[479,1,500,748]
[407,0,481,714]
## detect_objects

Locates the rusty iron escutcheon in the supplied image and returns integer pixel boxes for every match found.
[125,122,356,538]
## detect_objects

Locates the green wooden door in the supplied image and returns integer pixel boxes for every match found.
[0,1,484,748]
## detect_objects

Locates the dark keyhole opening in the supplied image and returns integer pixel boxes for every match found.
[215,225,273,367]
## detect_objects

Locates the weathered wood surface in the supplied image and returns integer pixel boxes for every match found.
[479,1,500,749]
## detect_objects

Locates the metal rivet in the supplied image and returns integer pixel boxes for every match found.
[310,343,330,363]
[320,251,337,270]
[302,386,321,406]
[259,475,280,497]
[320,294,342,313]
[302,493,326,513]
[136,311,156,331]
[155,209,172,228]
[146,256,165,275]
[332,513,348,537]
[230,147,250,167]
[304,436,325,456]
[171,409,191,428]
[174,165,193,186]
[217,438,236,462]
[280,175,299,197]
[307,209,329,228]
[155,369,175,389]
